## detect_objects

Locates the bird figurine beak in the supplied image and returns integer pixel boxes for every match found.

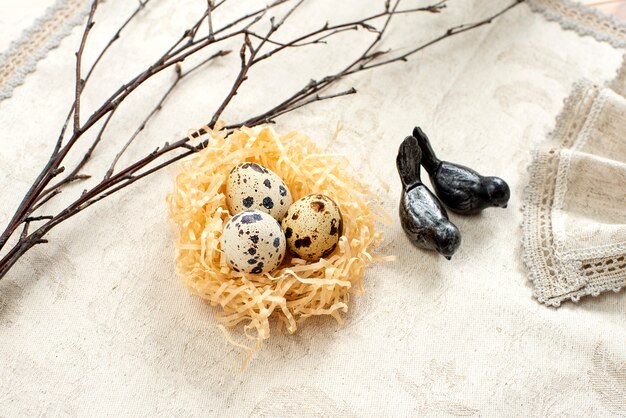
[445,255,452,260]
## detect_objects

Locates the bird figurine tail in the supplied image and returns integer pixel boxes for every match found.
[396,136,422,191]
[412,127,440,173]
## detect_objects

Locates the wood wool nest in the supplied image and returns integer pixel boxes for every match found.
[167,124,389,350]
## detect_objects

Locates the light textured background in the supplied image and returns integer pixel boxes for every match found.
[0,1,624,416]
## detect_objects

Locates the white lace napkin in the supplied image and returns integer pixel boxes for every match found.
[523,75,626,306]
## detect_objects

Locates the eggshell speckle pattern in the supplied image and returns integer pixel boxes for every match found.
[281,194,343,261]
[226,162,292,220]
[220,210,286,274]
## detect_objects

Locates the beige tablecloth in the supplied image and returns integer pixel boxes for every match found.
[0,1,624,416]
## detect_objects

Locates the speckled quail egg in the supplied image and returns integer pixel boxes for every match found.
[281,194,343,261]
[226,162,292,220]
[220,210,286,274]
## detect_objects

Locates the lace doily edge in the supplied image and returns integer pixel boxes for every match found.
[527,0,626,49]
[609,54,626,94]
[533,283,625,307]
[522,164,626,307]
[0,0,92,102]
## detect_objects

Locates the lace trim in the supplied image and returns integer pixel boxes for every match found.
[609,54,626,96]
[523,149,587,307]
[563,238,626,261]
[0,0,91,102]
[527,0,626,48]
[523,76,626,307]
[581,254,626,296]
[550,80,599,150]
[550,149,573,253]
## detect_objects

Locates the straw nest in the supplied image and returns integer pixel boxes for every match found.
[167,124,388,350]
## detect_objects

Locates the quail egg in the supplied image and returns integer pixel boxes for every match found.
[226,162,292,220]
[281,194,343,261]
[220,210,286,274]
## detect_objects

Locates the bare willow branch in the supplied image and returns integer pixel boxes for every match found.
[105,49,229,179]
[74,1,98,133]
[207,0,215,40]
[0,0,524,280]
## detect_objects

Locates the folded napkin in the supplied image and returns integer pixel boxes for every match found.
[523,73,626,306]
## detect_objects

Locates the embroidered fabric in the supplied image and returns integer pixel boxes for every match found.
[0,0,91,101]
[523,69,626,307]
[527,0,626,48]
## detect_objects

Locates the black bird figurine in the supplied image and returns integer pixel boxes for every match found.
[397,135,461,260]
[412,127,511,215]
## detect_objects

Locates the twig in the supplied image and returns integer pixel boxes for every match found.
[352,0,523,72]
[56,0,152,152]
[39,111,116,201]
[252,1,447,64]
[207,0,214,41]
[275,88,356,121]
[104,49,231,179]
[105,67,183,179]
[74,1,98,133]
[31,189,62,213]
[215,0,304,128]
[0,0,286,254]
[0,0,523,281]
[239,1,521,127]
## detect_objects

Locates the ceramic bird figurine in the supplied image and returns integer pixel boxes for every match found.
[397,135,461,260]
[412,127,510,215]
